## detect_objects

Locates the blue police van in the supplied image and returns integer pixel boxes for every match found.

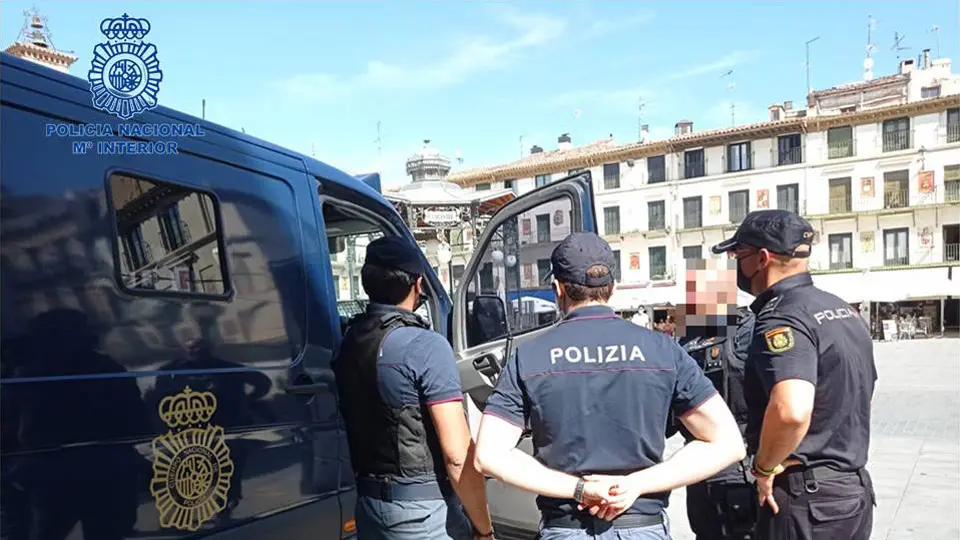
[0,51,598,540]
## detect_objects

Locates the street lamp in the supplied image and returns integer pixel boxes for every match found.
[437,242,453,292]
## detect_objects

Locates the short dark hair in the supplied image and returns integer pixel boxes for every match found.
[361,264,418,305]
[561,264,614,303]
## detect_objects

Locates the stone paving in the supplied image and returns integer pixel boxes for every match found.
[664,338,960,540]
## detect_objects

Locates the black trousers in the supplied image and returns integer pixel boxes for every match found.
[687,480,757,540]
[756,468,875,540]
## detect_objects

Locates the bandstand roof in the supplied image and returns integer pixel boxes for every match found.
[385,180,516,215]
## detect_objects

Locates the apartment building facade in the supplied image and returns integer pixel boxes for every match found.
[449,55,960,330]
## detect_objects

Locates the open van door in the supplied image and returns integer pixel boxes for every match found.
[452,171,597,537]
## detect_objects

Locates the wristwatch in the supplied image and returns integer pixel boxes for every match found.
[573,478,586,504]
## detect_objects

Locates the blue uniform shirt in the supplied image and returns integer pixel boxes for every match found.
[745,273,877,472]
[346,303,464,483]
[484,305,717,516]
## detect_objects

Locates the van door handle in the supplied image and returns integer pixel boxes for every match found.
[472,354,501,378]
[283,382,331,395]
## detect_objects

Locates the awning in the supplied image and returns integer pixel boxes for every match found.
[811,273,864,304]
[814,267,960,304]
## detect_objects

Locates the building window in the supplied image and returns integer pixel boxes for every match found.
[603,163,621,190]
[612,250,622,282]
[683,196,702,228]
[948,108,960,143]
[647,155,666,183]
[476,182,490,191]
[682,245,703,260]
[333,275,341,300]
[504,179,515,190]
[536,213,551,243]
[828,233,853,270]
[827,126,854,159]
[352,275,361,296]
[921,86,941,99]
[777,184,800,214]
[882,117,910,152]
[535,174,551,187]
[537,259,551,283]
[726,141,751,172]
[945,224,960,262]
[684,149,705,179]
[604,206,621,236]
[648,200,665,230]
[883,228,909,266]
[883,170,909,209]
[648,246,667,280]
[945,165,960,203]
[109,173,227,296]
[777,134,802,166]
[728,190,749,223]
[829,177,852,213]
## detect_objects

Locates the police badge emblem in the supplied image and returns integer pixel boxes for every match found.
[764,327,795,353]
[88,14,163,119]
[151,386,234,531]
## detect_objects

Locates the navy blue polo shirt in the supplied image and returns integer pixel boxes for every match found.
[342,303,464,483]
[484,305,717,516]
[746,273,877,472]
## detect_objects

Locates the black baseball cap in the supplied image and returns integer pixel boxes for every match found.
[364,236,426,275]
[711,209,815,257]
[549,232,616,287]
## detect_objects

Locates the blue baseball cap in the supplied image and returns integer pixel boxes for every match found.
[364,236,426,275]
[711,209,815,257]
[549,232,616,287]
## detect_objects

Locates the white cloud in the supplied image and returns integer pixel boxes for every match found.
[585,10,655,37]
[663,50,760,81]
[272,9,566,103]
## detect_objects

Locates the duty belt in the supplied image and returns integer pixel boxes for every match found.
[543,512,663,530]
[355,476,452,501]
[774,465,868,495]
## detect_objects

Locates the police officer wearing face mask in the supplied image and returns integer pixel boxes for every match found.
[711,210,878,540]
[333,236,494,540]
[668,259,757,540]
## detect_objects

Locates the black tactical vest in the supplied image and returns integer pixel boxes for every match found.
[334,310,447,479]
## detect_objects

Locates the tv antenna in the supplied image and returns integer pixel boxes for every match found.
[375,121,383,167]
[866,15,877,57]
[637,96,646,142]
[928,25,941,59]
[721,70,735,126]
[891,32,910,60]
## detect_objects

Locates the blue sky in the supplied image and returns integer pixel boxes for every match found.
[3,1,958,187]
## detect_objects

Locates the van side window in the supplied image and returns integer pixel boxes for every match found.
[108,173,228,296]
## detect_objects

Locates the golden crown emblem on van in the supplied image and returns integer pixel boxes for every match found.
[151,386,234,531]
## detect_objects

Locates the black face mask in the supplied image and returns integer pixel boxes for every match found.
[736,256,760,294]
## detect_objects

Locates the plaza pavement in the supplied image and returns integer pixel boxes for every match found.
[664,338,960,540]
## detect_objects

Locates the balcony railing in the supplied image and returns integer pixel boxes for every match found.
[948,122,960,143]
[947,182,960,203]
[829,259,853,271]
[827,139,854,159]
[884,189,909,209]
[884,255,909,266]
[882,130,911,152]
[829,195,852,214]
[946,243,960,262]
[778,147,802,166]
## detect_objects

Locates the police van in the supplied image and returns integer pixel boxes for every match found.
[0,52,598,539]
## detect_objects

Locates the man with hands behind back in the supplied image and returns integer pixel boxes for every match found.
[475,232,746,540]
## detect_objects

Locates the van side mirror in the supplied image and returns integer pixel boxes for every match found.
[328,237,346,254]
[468,294,509,346]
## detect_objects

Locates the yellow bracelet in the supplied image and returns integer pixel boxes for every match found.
[753,463,785,477]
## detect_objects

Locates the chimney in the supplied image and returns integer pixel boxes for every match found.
[557,133,572,151]
[899,58,915,75]
[921,49,931,69]
[674,120,693,136]
[784,101,793,111]
[530,145,543,154]
[640,124,650,143]
[768,104,783,122]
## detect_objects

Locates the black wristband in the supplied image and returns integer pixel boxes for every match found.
[573,477,585,503]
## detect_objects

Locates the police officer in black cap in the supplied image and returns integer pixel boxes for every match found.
[333,236,494,540]
[669,258,757,540]
[711,210,878,540]
[474,232,746,540]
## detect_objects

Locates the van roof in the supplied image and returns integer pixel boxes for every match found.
[0,52,383,200]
